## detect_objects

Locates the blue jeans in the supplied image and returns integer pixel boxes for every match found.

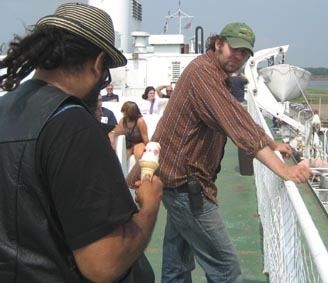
[161,190,242,283]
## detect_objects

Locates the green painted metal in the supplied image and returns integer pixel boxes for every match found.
[297,181,328,249]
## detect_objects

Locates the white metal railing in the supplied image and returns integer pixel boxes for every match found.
[248,87,328,283]
[323,129,328,161]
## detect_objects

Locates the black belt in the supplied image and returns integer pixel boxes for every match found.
[165,183,189,193]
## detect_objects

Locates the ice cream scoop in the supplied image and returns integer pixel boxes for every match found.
[139,142,161,180]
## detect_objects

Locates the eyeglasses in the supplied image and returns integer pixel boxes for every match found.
[100,69,112,90]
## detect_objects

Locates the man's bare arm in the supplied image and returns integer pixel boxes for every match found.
[155,85,168,97]
[255,146,311,183]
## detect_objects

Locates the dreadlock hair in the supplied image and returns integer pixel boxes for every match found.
[205,34,226,52]
[0,25,114,91]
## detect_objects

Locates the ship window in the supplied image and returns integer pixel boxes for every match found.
[132,0,142,21]
[171,61,181,83]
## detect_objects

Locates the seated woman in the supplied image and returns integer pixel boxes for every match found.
[109,101,149,160]
[139,86,168,115]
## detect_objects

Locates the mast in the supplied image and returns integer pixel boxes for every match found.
[165,0,193,34]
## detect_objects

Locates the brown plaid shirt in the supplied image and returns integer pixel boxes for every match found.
[127,50,274,203]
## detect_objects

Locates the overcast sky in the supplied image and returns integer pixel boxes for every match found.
[0,0,326,67]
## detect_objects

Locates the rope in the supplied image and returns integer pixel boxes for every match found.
[290,65,313,115]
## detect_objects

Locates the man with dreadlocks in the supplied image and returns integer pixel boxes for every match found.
[0,3,162,283]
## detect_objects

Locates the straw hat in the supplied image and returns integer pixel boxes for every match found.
[36,2,127,68]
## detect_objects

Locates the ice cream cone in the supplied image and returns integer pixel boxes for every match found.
[139,159,159,180]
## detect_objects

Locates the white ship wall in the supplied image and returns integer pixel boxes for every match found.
[109,53,199,97]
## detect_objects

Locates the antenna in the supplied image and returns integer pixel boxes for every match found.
[0,43,5,55]
[163,10,170,34]
[165,0,193,34]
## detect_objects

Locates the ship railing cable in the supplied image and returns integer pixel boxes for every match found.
[290,64,313,115]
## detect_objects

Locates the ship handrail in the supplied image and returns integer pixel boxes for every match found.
[285,180,328,282]
[246,47,328,281]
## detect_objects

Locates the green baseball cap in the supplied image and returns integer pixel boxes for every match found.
[219,22,255,56]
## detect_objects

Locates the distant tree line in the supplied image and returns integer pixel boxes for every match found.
[305,67,328,76]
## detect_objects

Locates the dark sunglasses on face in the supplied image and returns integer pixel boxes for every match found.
[100,69,112,90]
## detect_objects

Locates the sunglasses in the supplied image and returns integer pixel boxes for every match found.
[100,68,112,90]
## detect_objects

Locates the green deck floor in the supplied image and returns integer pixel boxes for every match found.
[145,140,269,282]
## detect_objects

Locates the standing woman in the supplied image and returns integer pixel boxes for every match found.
[110,101,149,159]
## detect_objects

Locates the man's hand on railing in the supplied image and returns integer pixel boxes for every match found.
[283,163,312,183]
[274,143,293,159]
[256,145,312,184]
